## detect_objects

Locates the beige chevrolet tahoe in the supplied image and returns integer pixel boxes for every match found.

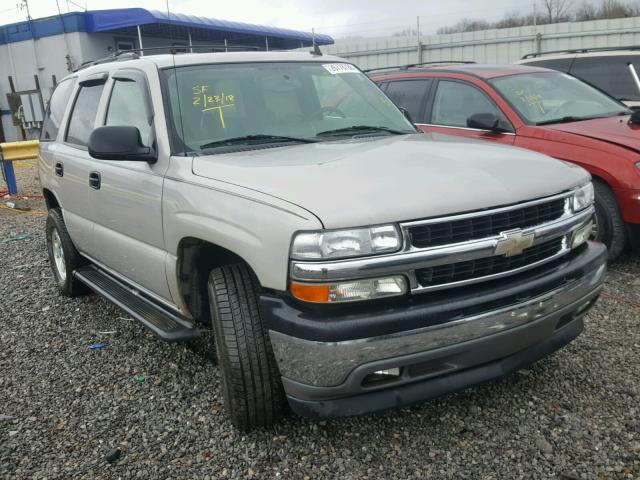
[38,51,606,431]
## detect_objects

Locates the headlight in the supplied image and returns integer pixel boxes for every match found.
[291,225,401,260]
[290,275,408,303]
[572,182,594,212]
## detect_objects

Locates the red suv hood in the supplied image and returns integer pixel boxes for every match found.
[543,115,640,152]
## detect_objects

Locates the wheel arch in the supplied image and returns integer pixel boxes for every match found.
[176,237,262,324]
[42,188,61,210]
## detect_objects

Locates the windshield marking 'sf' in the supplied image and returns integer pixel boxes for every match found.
[192,84,236,129]
[165,62,415,154]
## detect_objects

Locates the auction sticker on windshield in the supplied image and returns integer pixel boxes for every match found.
[323,63,359,74]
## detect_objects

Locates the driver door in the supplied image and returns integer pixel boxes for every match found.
[85,66,172,301]
[424,79,516,145]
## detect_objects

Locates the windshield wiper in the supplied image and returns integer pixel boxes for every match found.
[200,134,317,150]
[316,125,413,137]
[536,116,595,126]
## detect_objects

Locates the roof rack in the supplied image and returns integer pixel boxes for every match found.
[75,44,266,72]
[363,61,476,74]
[521,45,640,59]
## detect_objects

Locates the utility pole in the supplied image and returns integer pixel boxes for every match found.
[416,16,423,64]
[533,2,542,55]
[20,0,32,20]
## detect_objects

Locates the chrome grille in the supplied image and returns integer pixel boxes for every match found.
[415,237,564,288]
[408,197,566,249]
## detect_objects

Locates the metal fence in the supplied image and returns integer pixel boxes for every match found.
[318,16,640,69]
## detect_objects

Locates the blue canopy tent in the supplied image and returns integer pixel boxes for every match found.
[0,8,334,51]
[86,8,333,51]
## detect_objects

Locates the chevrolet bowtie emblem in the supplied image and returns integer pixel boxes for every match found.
[494,229,535,257]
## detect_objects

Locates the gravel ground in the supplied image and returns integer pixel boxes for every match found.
[1,167,639,479]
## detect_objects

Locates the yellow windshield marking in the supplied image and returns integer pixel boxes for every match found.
[192,84,236,128]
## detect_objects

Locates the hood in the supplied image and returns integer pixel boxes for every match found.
[542,115,640,153]
[192,133,589,229]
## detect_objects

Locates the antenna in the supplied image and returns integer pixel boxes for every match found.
[310,28,322,56]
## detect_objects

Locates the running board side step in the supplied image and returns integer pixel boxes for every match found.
[74,265,201,342]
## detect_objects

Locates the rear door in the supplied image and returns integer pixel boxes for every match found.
[85,66,172,301]
[423,79,515,145]
[53,74,107,252]
[39,76,76,206]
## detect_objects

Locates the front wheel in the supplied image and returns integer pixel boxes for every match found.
[207,263,287,431]
[45,208,90,297]
[592,181,626,261]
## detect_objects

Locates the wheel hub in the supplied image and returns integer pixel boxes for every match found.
[51,229,67,282]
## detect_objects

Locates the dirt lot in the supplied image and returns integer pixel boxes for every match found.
[1,164,639,479]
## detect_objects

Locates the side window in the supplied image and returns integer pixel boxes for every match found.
[522,58,573,73]
[431,80,509,129]
[40,78,77,141]
[570,56,640,101]
[105,79,152,146]
[385,79,432,123]
[65,83,105,147]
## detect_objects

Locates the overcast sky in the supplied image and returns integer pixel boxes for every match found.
[2,0,563,38]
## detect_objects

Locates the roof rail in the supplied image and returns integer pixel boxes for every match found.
[363,61,476,74]
[521,45,640,59]
[74,43,266,72]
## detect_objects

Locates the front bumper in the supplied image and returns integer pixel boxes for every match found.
[261,241,607,419]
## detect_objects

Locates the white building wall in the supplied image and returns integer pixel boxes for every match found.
[320,16,640,70]
[0,30,193,142]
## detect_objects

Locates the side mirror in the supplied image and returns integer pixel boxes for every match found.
[628,109,640,125]
[88,126,156,162]
[467,112,502,132]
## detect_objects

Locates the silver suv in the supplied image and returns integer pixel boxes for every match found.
[39,51,606,431]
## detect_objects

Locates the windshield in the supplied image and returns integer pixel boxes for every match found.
[163,62,416,153]
[490,72,629,125]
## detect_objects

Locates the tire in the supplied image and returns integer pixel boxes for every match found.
[207,263,287,431]
[45,208,90,297]
[592,180,626,261]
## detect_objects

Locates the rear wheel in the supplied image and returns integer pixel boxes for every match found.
[207,263,287,431]
[592,180,626,261]
[45,208,90,297]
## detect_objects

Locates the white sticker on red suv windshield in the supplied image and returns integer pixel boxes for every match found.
[322,63,359,74]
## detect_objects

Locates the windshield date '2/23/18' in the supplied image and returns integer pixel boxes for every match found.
[192,84,236,128]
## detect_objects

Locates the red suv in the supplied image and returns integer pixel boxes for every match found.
[370,63,640,259]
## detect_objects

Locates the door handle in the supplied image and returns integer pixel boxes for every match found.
[89,171,101,190]
[55,162,63,177]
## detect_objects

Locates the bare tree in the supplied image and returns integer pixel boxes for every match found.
[600,0,639,18]
[432,0,639,36]
[574,1,598,20]
[542,0,574,22]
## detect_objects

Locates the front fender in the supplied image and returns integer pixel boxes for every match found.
[162,176,322,298]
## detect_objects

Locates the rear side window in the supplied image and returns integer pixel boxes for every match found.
[65,83,105,147]
[384,79,432,122]
[521,58,574,73]
[105,79,152,146]
[40,78,77,141]
[570,56,640,101]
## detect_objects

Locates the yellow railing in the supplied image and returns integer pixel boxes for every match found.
[0,140,40,162]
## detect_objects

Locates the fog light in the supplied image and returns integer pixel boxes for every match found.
[362,367,401,386]
[290,275,408,303]
[572,220,594,248]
